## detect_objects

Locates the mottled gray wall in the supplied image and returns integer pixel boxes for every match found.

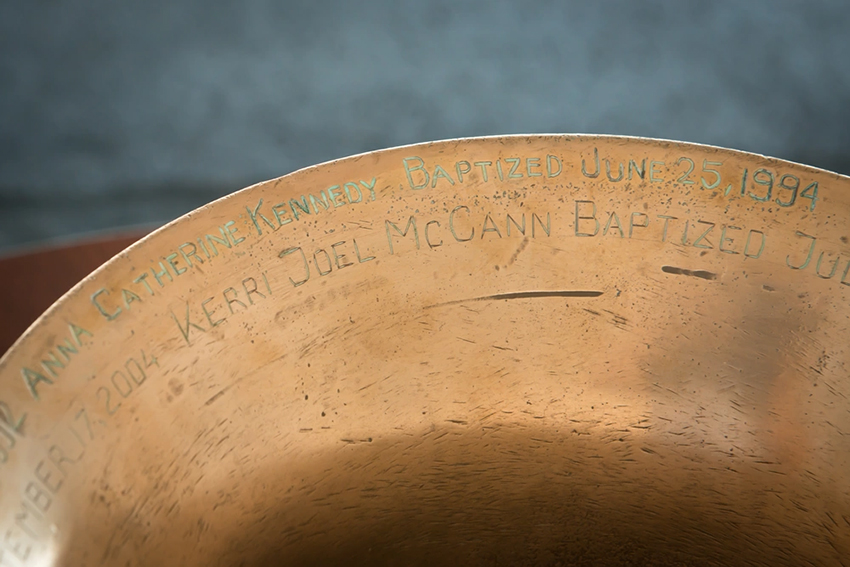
[2,0,849,249]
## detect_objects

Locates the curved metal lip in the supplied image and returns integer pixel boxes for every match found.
[2,133,847,366]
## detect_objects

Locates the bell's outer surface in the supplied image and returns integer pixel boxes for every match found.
[0,136,848,566]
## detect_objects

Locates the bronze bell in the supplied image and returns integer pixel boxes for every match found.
[0,136,847,566]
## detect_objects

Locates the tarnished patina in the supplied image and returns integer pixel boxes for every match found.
[0,136,848,566]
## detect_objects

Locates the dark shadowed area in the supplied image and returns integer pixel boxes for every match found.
[2,0,849,249]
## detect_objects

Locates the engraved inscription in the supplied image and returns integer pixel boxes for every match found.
[246,178,378,236]
[171,272,273,346]
[573,200,767,259]
[19,323,93,401]
[403,155,563,189]
[0,138,846,565]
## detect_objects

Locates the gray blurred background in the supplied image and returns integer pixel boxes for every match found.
[2,0,849,250]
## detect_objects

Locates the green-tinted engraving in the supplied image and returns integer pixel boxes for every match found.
[289,196,311,220]
[179,242,205,268]
[327,185,345,207]
[201,298,225,327]
[602,212,624,238]
[331,241,354,269]
[628,212,649,238]
[739,168,749,196]
[719,226,741,254]
[628,159,645,180]
[247,199,276,236]
[816,252,841,279]
[223,288,246,314]
[22,368,52,401]
[693,221,715,249]
[55,339,79,362]
[431,165,455,187]
[676,157,695,185]
[309,192,330,214]
[313,250,333,276]
[38,352,64,379]
[21,368,53,400]
[581,148,600,178]
[749,169,774,203]
[450,206,474,241]
[605,160,623,182]
[242,277,266,302]
[133,273,154,295]
[801,182,819,211]
[404,157,429,190]
[224,221,246,245]
[786,231,816,269]
[425,221,443,248]
[171,302,206,346]
[455,161,472,183]
[354,239,376,263]
[165,253,186,276]
[279,247,310,287]
[344,182,363,204]
[474,161,492,182]
[649,161,664,183]
[360,177,377,201]
[386,217,420,254]
[272,202,294,226]
[775,174,799,207]
[481,214,502,238]
[151,261,173,287]
[701,160,722,190]
[507,214,526,237]
[743,230,766,259]
[505,157,522,179]
[91,288,121,321]
[546,155,562,177]
[205,228,233,256]
[532,213,550,238]
[575,201,599,237]
[657,215,677,243]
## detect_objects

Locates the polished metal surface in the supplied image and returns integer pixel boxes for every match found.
[0,136,848,566]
